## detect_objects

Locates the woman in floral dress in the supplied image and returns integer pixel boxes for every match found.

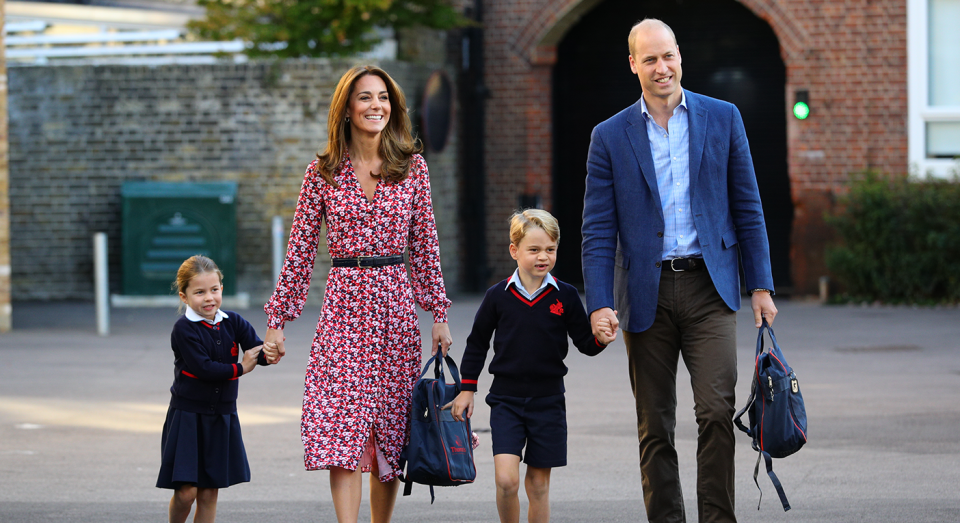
[262,65,453,523]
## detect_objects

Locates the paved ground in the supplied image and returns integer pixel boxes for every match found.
[1,296,959,522]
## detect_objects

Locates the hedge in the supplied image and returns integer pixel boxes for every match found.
[826,172,960,304]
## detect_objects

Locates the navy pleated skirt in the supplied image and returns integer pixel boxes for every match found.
[156,405,251,489]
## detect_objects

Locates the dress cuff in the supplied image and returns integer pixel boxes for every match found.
[431,309,449,324]
[266,316,286,330]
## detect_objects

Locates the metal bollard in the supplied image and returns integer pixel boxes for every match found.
[94,232,109,336]
[272,216,285,283]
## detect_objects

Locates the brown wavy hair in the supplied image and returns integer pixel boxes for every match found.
[315,65,422,188]
[173,255,223,314]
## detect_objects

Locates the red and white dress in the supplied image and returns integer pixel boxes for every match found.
[264,153,451,481]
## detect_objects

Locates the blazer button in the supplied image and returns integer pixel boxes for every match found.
[655,261,662,268]
[657,231,664,238]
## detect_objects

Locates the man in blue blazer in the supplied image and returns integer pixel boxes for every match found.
[582,19,779,523]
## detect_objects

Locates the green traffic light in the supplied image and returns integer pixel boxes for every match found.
[793,101,810,120]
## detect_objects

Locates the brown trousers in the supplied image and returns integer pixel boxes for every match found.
[623,268,738,523]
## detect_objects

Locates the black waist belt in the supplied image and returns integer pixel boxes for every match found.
[331,255,404,268]
[662,257,704,272]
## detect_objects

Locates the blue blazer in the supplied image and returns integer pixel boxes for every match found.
[581,90,774,333]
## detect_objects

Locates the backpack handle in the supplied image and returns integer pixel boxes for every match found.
[756,319,784,358]
[418,350,463,388]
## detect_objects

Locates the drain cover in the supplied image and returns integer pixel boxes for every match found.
[834,344,922,353]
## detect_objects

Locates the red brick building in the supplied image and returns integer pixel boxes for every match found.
[460,0,958,295]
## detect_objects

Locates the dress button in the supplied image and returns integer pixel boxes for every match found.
[216,340,221,345]
[214,388,220,393]
[657,231,664,238]
[655,261,662,268]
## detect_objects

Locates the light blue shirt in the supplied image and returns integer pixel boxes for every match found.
[640,90,702,260]
[506,269,559,300]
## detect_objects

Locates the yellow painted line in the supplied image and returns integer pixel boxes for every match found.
[0,397,300,434]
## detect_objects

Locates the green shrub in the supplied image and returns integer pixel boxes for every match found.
[826,171,960,304]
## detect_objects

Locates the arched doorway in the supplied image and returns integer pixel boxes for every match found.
[552,0,792,291]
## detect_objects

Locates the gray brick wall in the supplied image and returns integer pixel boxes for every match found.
[8,59,460,303]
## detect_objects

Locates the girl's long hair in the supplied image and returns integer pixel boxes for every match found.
[315,65,422,188]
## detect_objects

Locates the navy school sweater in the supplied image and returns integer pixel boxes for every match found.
[169,311,269,415]
[459,277,606,398]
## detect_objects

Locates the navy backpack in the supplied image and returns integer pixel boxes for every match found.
[734,319,808,511]
[399,353,476,503]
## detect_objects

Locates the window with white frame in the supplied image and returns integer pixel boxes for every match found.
[908,0,960,176]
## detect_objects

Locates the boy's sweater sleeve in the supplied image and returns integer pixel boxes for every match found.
[231,313,270,367]
[566,290,607,357]
[173,324,246,380]
[459,288,499,392]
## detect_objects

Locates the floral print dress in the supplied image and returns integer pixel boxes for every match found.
[264,153,451,481]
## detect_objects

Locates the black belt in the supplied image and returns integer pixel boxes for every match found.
[662,257,704,272]
[331,255,404,268]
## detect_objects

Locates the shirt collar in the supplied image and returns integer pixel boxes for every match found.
[505,269,559,293]
[640,89,687,120]
[185,307,229,325]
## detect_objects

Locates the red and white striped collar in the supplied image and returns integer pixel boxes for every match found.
[505,269,558,301]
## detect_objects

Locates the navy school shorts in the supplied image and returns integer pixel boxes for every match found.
[485,392,567,468]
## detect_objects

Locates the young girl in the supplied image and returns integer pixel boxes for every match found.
[157,255,269,523]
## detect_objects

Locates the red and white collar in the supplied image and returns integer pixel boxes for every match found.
[506,269,558,300]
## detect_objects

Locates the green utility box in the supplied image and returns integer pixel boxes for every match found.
[121,182,238,296]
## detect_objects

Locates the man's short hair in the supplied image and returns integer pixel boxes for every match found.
[628,18,678,56]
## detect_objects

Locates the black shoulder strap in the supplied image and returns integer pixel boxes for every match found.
[753,449,791,511]
[733,377,757,436]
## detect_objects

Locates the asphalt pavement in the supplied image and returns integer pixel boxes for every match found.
[1,296,959,522]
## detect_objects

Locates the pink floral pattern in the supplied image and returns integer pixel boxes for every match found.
[264,153,451,481]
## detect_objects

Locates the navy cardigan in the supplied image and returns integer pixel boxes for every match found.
[168,311,268,415]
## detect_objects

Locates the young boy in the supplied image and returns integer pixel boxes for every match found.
[451,209,615,523]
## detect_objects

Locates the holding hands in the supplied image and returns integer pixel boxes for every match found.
[592,308,619,345]
[262,328,285,364]
[241,346,263,374]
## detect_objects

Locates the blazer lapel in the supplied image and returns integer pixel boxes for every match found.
[625,99,663,221]
[686,91,707,198]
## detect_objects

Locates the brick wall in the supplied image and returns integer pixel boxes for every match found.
[481,0,908,294]
[7,59,460,302]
